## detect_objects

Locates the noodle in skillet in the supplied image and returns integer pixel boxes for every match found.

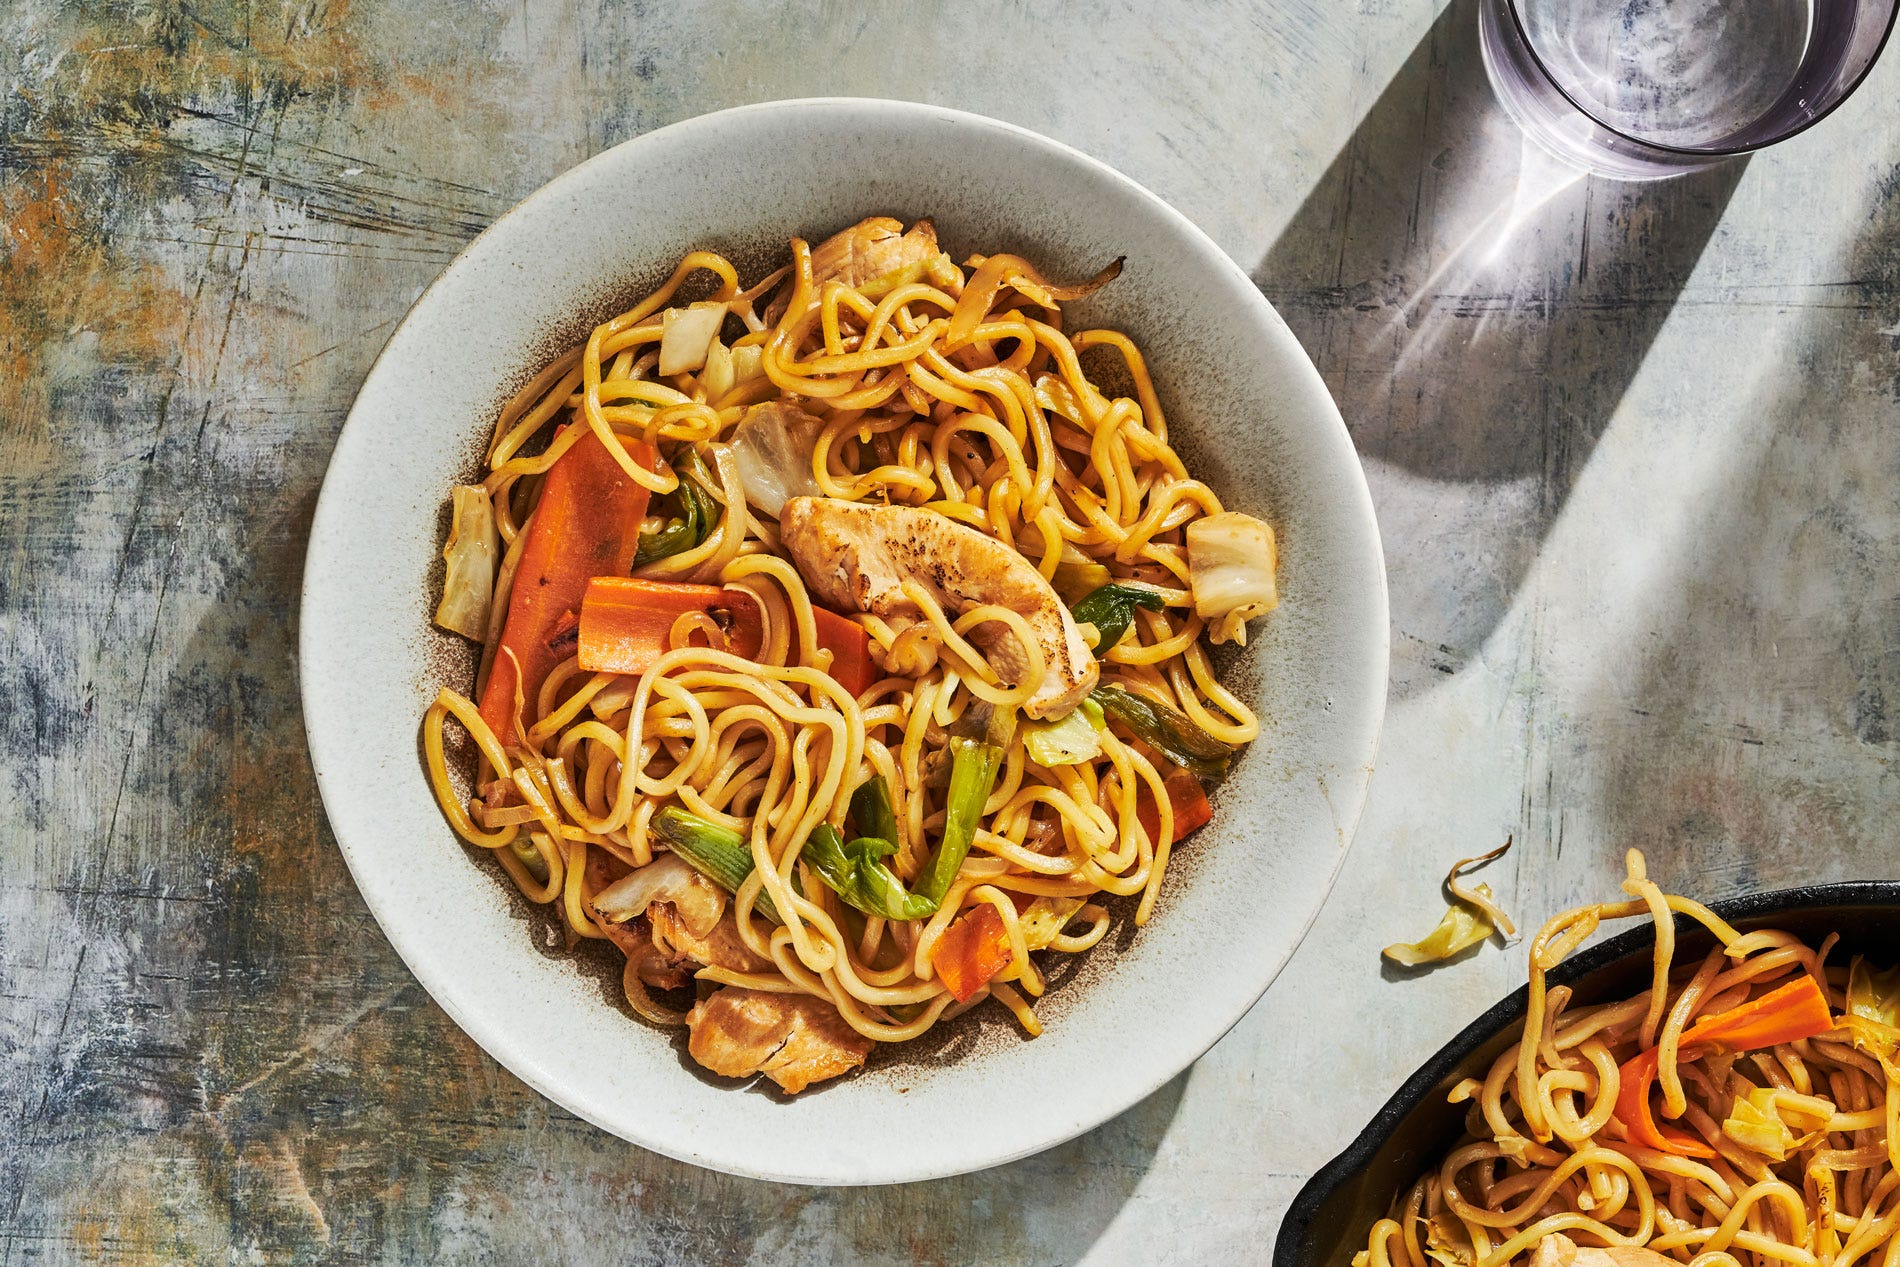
[1358,851,1900,1267]
[420,217,1283,1092]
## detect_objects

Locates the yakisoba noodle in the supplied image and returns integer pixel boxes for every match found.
[1358,851,1900,1267]
[421,217,1283,1092]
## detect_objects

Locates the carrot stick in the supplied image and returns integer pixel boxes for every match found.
[478,429,656,741]
[577,577,764,675]
[1687,973,1834,1050]
[810,607,877,698]
[1613,974,1833,1157]
[932,904,1013,1003]
[1136,767,1213,844]
[1614,1047,1715,1157]
[577,577,876,697]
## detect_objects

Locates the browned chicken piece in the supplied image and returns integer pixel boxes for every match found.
[587,853,752,989]
[778,497,1098,718]
[582,845,631,894]
[651,872,725,938]
[1530,1235,1679,1267]
[600,907,767,992]
[809,216,938,289]
[650,905,770,975]
[598,914,692,990]
[686,988,873,1094]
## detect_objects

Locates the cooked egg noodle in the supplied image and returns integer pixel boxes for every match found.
[1352,851,1897,1267]
[423,237,1264,1053]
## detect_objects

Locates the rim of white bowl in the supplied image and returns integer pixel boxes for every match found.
[300,96,1389,1185]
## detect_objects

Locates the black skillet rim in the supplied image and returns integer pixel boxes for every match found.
[1274,880,1900,1267]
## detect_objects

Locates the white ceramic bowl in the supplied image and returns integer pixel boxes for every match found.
[301,98,1387,1185]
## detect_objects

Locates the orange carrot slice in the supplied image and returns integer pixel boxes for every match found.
[1136,767,1213,845]
[1613,974,1833,1157]
[932,904,1013,1004]
[577,577,765,675]
[478,430,655,740]
[810,607,876,698]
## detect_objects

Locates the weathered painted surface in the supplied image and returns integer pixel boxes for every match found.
[3,1,1897,1263]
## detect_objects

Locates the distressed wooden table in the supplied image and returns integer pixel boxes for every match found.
[6,1,1898,1262]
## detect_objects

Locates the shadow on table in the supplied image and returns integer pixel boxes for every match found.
[542,1070,1189,1265]
[1567,154,1900,897]
[1254,0,1746,694]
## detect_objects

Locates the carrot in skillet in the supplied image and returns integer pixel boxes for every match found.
[477,429,657,740]
[1613,973,1834,1157]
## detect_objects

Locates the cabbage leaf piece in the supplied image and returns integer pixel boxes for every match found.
[726,400,825,518]
[435,485,498,640]
[1382,884,1501,968]
[1022,698,1106,767]
[1721,1087,1834,1161]
[658,301,725,375]
[1845,956,1900,1080]
[1185,511,1278,646]
[1017,896,1087,951]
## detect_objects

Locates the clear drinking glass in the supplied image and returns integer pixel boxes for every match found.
[1480,0,1898,179]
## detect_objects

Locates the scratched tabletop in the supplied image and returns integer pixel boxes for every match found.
[6,1,1900,1263]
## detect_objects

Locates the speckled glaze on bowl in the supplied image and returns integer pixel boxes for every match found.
[299,98,1388,1185]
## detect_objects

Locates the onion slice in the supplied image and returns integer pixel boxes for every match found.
[946,253,1124,347]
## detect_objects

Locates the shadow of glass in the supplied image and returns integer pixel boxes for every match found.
[1254,0,1747,694]
[1563,166,1900,900]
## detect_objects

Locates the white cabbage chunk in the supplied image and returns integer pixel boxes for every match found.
[699,340,766,407]
[658,301,727,376]
[699,340,735,403]
[434,485,497,640]
[591,852,726,936]
[1185,510,1279,646]
[727,400,826,517]
[1021,700,1106,767]
[729,342,765,387]
[1721,1087,1833,1161]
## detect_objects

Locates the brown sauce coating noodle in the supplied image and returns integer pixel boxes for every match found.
[1357,852,1898,1267]
[423,222,1263,1054]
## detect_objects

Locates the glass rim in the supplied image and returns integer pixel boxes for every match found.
[1504,0,1900,158]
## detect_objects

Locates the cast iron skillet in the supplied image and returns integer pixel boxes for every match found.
[1275,882,1900,1267]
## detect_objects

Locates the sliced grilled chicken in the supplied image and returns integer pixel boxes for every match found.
[600,907,768,991]
[777,497,1098,718]
[685,988,872,1094]
[1530,1235,1678,1267]
[587,852,765,985]
[810,216,938,289]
